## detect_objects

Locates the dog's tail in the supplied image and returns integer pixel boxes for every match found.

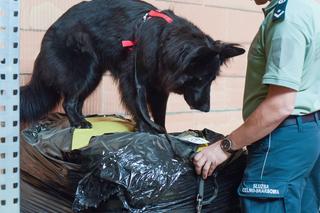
[20,78,60,123]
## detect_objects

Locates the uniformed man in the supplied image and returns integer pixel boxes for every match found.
[193,0,320,212]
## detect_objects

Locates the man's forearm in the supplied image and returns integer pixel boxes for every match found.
[229,86,297,150]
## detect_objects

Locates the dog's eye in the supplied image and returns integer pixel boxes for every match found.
[196,76,203,81]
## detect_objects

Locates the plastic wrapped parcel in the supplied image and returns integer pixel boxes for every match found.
[21,113,246,212]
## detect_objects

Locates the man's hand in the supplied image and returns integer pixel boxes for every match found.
[193,141,231,179]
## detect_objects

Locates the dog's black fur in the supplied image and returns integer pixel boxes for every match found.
[20,0,245,132]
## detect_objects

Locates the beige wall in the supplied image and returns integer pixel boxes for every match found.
[20,0,264,134]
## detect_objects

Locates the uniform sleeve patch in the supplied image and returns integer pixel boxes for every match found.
[238,181,288,198]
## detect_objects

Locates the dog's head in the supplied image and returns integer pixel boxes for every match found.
[160,36,245,112]
[180,43,245,112]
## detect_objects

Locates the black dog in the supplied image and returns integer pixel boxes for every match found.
[20,0,245,132]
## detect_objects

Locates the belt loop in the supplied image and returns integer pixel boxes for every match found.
[314,111,320,126]
[296,116,303,132]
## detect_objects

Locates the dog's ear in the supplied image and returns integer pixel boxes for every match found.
[182,46,218,71]
[218,43,245,64]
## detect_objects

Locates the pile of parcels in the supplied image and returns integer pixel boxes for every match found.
[20,113,246,213]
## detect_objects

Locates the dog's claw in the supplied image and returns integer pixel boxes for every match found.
[80,120,92,128]
[72,120,92,129]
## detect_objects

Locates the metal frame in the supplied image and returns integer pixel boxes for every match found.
[0,0,20,212]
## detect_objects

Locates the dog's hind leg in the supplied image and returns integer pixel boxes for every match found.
[62,83,97,129]
[146,87,169,128]
[62,62,102,128]
[61,29,102,128]
[63,95,91,128]
[76,97,85,118]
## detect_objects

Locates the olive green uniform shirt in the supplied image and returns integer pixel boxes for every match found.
[243,0,320,120]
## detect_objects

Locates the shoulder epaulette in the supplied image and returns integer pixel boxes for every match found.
[272,0,288,22]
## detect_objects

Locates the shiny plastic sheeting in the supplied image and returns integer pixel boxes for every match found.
[21,113,81,213]
[73,132,245,212]
[21,113,246,213]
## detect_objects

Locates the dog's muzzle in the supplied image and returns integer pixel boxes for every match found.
[190,104,210,112]
[184,94,210,112]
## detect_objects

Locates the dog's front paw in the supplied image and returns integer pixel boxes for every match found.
[137,122,164,134]
[72,120,92,129]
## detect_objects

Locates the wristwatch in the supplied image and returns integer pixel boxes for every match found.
[220,136,237,154]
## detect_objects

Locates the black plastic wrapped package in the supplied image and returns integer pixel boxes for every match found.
[21,113,246,213]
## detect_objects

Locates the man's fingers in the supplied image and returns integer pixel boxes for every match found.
[192,143,229,178]
[194,156,206,175]
[195,164,203,176]
[193,152,203,162]
[202,161,212,179]
[208,162,216,177]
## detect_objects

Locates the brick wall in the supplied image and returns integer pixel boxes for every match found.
[20,0,264,134]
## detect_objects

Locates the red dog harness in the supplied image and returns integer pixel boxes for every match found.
[143,10,173,23]
[122,10,173,49]
[122,40,137,48]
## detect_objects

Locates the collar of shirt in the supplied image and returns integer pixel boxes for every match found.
[263,0,279,17]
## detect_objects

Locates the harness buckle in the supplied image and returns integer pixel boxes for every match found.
[143,12,149,22]
[196,194,203,213]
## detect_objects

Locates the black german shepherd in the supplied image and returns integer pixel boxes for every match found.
[20,0,244,132]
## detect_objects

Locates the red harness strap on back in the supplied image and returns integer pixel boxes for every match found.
[122,40,137,48]
[147,10,173,23]
[122,10,173,49]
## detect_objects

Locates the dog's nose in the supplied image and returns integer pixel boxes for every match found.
[191,104,210,112]
[199,105,210,112]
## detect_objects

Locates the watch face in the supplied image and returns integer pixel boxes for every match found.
[221,138,231,151]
